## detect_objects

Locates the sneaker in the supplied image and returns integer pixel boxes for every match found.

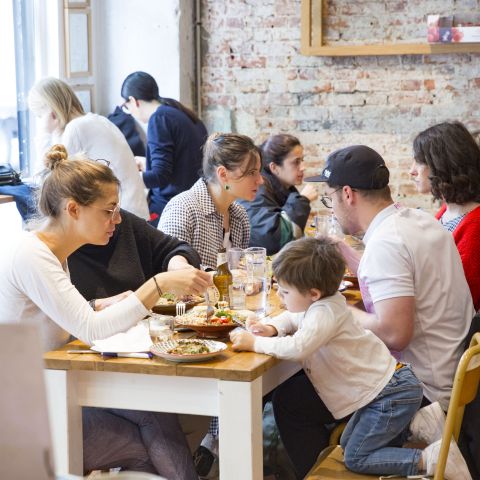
[193,445,219,480]
[422,439,472,480]
[409,401,446,444]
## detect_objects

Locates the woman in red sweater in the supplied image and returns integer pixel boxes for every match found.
[410,121,480,311]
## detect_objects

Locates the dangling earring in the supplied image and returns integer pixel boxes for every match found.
[224,184,230,191]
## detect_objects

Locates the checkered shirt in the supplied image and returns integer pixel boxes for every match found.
[159,178,250,269]
[440,213,466,233]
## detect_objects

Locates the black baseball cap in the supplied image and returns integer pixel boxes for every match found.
[305,145,390,189]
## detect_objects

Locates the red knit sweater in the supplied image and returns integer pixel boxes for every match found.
[436,204,480,311]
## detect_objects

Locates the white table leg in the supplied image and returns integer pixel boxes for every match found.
[218,377,263,480]
[44,369,83,475]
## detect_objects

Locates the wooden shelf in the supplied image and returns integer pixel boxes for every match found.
[301,0,480,56]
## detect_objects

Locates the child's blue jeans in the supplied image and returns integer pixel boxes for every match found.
[340,364,423,476]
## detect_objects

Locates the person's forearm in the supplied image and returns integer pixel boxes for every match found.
[167,255,191,271]
[336,240,362,274]
[350,306,380,332]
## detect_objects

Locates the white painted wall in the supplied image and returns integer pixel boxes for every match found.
[92,0,195,116]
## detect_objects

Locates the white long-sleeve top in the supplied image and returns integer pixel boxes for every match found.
[0,232,149,351]
[254,292,397,419]
[37,113,149,220]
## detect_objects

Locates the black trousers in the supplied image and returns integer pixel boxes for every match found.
[271,370,339,479]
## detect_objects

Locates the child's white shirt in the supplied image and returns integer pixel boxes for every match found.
[254,292,397,419]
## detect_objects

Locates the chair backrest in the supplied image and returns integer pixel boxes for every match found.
[0,324,55,479]
[435,332,480,480]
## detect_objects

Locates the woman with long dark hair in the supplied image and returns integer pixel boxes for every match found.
[240,134,318,255]
[411,121,480,310]
[121,71,208,225]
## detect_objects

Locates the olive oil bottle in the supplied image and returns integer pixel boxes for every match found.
[213,247,233,305]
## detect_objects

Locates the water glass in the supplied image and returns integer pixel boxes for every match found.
[244,247,268,316]
[314,214,344,239]
[148,314,174,343]
[244,247,267,277]
[229,282,246,309]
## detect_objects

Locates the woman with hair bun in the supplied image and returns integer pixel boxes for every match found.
[159,132,263,269]
[0,144,210,479]
[410,121,480,311]
[240,134,318,255]
[121,71,208,225]
[29,77,149,219]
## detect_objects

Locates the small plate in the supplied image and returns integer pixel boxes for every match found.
[150,339,227,363]
[152,298,203,315]
[343,274,359,289]
[338,280,354,292]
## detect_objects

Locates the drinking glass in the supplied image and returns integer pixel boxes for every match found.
[148,314,174,343]
[244,247,268,316]
[315,214,344,239]
[227,247,247,309]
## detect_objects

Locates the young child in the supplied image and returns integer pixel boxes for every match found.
[230,237,471,480]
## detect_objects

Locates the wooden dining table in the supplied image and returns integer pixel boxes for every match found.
[43,287,362,480]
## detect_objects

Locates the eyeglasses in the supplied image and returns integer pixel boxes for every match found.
[90,203,121,221]
[320,187,342,209]
[95,158,111,167]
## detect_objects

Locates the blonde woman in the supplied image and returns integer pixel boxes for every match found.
[29,77,149,219]
[0,145,211,478]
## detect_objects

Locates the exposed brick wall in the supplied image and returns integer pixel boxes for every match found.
[200,0,480,211]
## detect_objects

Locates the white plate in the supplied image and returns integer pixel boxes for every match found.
[150,339,227,363]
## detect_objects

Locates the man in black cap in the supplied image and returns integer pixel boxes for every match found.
[271,145,474,478]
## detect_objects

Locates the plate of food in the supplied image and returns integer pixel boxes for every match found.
[150,339,227,363]
[176,307,255,338]
[152,293,204,315]
[338,280,354,292]
[343,273,359,289]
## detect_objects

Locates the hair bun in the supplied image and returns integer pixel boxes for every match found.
[44,144,68,170]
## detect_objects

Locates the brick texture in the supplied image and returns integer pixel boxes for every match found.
[200,0,480,211]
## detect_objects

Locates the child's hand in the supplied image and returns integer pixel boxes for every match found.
[246,320,277,337]
[230,329,255,351]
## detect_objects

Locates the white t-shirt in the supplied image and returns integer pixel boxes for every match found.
[0,232,149,351]
[254,292,397,419]
[358,204,474,410]
[58,113,149,219]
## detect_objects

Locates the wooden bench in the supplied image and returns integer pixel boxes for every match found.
[0,194,14,204]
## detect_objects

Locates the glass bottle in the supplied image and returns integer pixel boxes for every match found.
[213,247,233,307]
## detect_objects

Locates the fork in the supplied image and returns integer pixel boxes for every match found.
[204,290,215,319]
[176,301,186,317]
[174,301,186,333]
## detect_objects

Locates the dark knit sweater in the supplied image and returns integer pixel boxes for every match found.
[69,209,201,300]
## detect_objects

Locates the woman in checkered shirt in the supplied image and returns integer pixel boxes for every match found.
[159,132,264,269]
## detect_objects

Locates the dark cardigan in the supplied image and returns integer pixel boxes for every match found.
[69,209,201,300]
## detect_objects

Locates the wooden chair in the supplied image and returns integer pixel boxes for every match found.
[306,332,480,480]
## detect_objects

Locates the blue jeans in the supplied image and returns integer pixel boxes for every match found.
[0,183,37,221]
[340,365,423,476]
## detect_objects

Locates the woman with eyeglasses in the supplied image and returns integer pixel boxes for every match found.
[239,134,318,255]
[29,77,149,220]
[0,144,210,479]
[120,71,208,226]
